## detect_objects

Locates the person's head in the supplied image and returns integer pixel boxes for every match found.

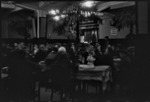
[105,36,109,40]
[58,46,66,53]
[89,51,95,56]
[17,42,25,50]
[119,50,126,58]
[39,44,45,51]
[57,47,69,61]
[54,44,59,49]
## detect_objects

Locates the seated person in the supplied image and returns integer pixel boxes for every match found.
[78,54,85,64]
[33,44,49,63]
[45,47,58,70]
[94,46,104,66]
[87,51,96,66]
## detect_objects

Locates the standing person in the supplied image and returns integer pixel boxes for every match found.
[33,44,49,63]
[51,46,71,85]
[45,47,58,70]
[119,50,132,94]
[6,50,42,102]
[102,36,110,54]
[82,45,90,64]
[66,43,76,64]
[51,46,75,100]
[94,44,104,66]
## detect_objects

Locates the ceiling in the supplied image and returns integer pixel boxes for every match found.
[1,1,135,14]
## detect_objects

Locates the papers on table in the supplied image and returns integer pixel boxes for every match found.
[79,64,95,69]
[79,64,110,71]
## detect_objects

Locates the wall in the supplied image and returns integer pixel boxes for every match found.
[1,15,35,39]
[99,15,136,39]
[1,17,24,39]
[137,1,148,34]
[1,18,9,38]
[39,17,46,38]
[46,20,68,39]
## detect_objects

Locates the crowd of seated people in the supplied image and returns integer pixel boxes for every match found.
[77,42,135,92]
[0,41,135,101]
[0,42,78,101]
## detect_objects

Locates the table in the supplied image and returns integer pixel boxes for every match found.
[76,64,112,91]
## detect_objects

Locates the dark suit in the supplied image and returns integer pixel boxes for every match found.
[6,50,42,101]
[50,52,74,92]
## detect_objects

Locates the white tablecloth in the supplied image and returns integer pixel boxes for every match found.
[77,64,112,91]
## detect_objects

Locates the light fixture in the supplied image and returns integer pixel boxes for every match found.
[81,1,96,8]
[49,9,59,15]
[49,9,56,15]
[53,16,60,21]
[60,14,66,18]
[55,9,59,13]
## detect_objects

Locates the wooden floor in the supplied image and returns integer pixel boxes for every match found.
[1,83,150,102]
[39,84,150,102]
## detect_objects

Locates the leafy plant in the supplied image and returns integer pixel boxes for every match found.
[51,5,102,39]
[110,6,136,33]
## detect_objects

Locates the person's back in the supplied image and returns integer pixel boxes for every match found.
[67,47,76,64]
[34,50,48,63]
[6,50,41,101]
[94,49,104,66]
[51,47,72,89]
[45,47,58,69]
[51,52,71,82]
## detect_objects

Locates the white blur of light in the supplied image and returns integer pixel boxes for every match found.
[88,12,91,16]
[60,14,66,18]
[53,16,60,21]
[81,1,95,8]
[49,9,56,15]
[55,9,59,13]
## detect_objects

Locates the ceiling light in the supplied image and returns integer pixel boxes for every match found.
[53,16,60,21]
[81,1,96,8]
[55,9,59,13]
[49,9,57,15]
[60,14,66,18]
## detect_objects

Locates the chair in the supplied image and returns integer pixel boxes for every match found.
[49,62,76,102]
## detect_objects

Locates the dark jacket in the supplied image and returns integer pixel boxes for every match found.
[6,50,42,99]
[50,52,72,89]
[34,50,48,63]
[94,49,104,66]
